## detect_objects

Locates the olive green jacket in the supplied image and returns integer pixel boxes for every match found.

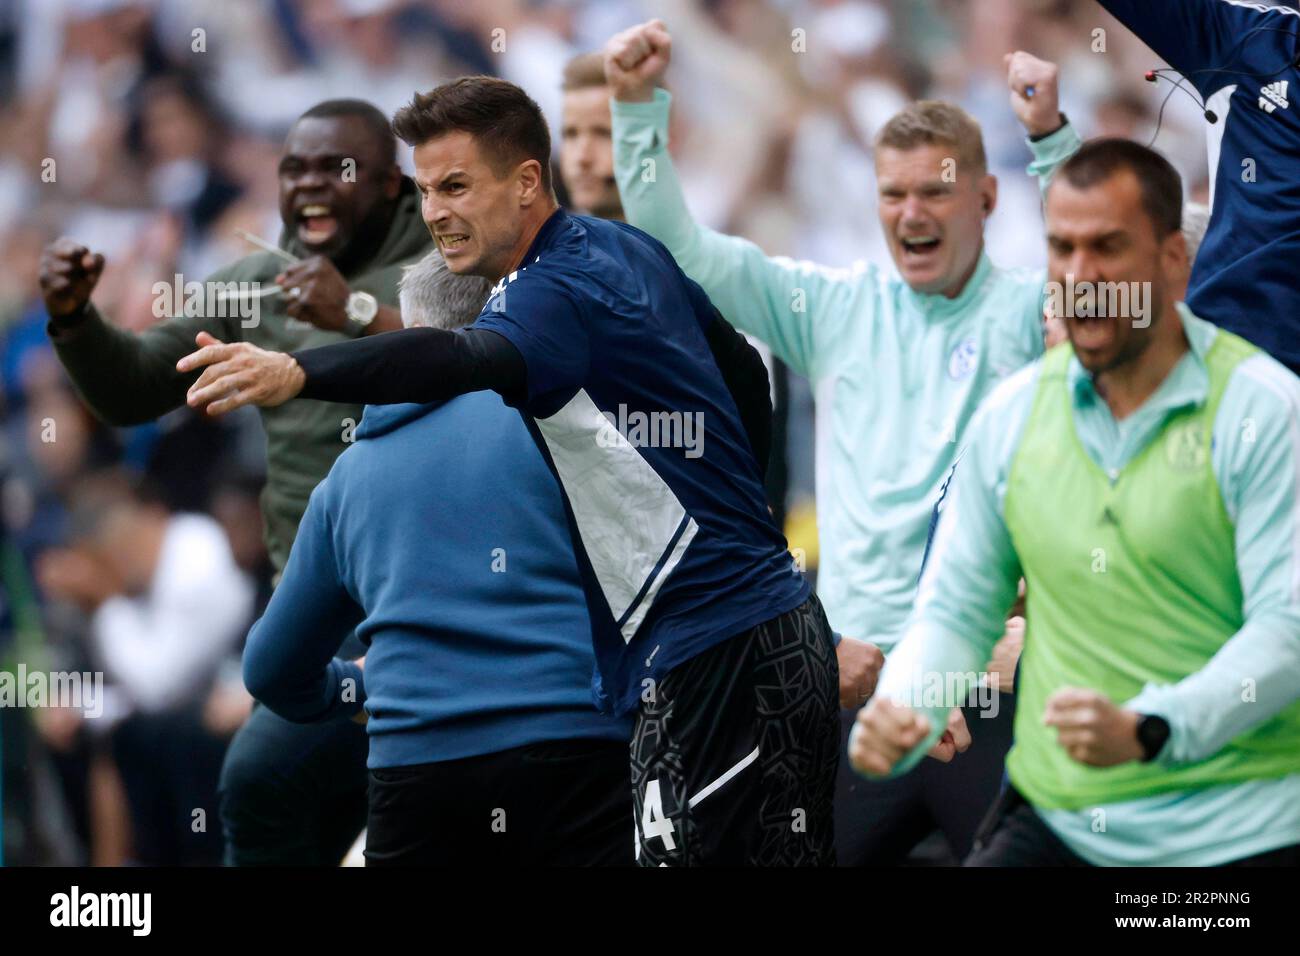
[48,179,432,572]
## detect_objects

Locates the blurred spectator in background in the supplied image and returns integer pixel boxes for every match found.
[35,470,253,864]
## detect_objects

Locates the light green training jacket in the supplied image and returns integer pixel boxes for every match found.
[876,309,1300,865]
[611,89,1079,648]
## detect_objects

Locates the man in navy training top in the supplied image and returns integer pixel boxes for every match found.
[1094,0,1300,375]
[179,75,840,867]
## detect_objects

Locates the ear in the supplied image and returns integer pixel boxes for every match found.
[980,174,998,217]
[517,158,545,206]
[1161,226,1189,280]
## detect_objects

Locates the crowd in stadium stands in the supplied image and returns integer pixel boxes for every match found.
[0,0,1221,865]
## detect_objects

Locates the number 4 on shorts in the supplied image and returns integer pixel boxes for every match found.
[641,779,677,851]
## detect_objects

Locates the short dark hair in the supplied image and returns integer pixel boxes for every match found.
[1053,138,1183,237]
[298,99,397,165]
[392,76,552,193]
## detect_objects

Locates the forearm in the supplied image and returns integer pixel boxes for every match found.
[48,305,201,425]
[361,304,404,336]
[612,91,714,274]
[1027,121,1082,199]
[1128,610,1300,765]
[875,618,993,774]
[242,592,366,722]
[245,639,365,723]
[293,326,525,406]
[612,91,825,374]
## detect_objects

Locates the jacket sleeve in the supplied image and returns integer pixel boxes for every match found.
[242,482,367,722]
[1097,0,1297,92]
[612,89,865,382]
[47,276,242,426]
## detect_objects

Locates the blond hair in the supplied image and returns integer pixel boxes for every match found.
[561,52,609,92]
[875,100,987,175]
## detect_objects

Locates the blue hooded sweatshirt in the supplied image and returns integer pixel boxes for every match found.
[242,392,630,769]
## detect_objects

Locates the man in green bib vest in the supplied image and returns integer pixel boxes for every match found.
[849,138,1300,866]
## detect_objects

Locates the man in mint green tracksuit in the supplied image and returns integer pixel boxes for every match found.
[850,137,1300,867]
[604,21,1078,863]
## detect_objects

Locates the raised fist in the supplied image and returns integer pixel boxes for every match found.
[605,19,673,103]
[39,238,106,319]
[1005,51,1063,138]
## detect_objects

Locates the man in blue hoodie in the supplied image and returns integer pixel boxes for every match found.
[241,251,637,865]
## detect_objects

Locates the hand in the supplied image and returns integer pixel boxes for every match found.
[350,657,368,724]
[847,697,932,777]
[926,707,972,763]
[202,682,253,737]
[1004,51,1063,138]
[986,615,1025,693]
[605,19,672,102]
[39,238,105,319]
[36,548,121,610]
[276,256,352,332]
[836,637,885,708]
[178,331,305,416]
[1044,687,1143,767]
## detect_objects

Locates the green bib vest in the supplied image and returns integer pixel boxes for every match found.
[1003,333,1300,810]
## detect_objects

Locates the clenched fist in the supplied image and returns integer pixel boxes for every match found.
[848,699,971,778]
[1044,687,1143,767]
[276,256,352,332]
[836,636,885,708]
[39,238,105,319]
[1004,51,1064,138]
[604,19,672,103]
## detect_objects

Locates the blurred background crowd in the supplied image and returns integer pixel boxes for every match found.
[0,0,1218,865]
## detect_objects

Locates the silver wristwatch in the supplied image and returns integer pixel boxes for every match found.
[345,291,378,333]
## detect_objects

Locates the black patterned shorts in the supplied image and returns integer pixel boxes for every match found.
[630,594,840,866]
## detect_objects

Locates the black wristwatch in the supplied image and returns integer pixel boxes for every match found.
[1135,713,1171,762]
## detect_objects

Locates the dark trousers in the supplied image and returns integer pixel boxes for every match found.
[834,692,1015,865]
[217,704,369,866]
[111,706,229,865]
[967,785,1300,867]
[365,736,633,866]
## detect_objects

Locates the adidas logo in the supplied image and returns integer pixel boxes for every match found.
[1259,80,1289,113]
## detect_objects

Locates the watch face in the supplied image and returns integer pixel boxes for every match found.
[1138,715,1170,761]
[347,291,378,325]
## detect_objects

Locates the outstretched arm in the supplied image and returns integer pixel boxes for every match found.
[177,326,526,415]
